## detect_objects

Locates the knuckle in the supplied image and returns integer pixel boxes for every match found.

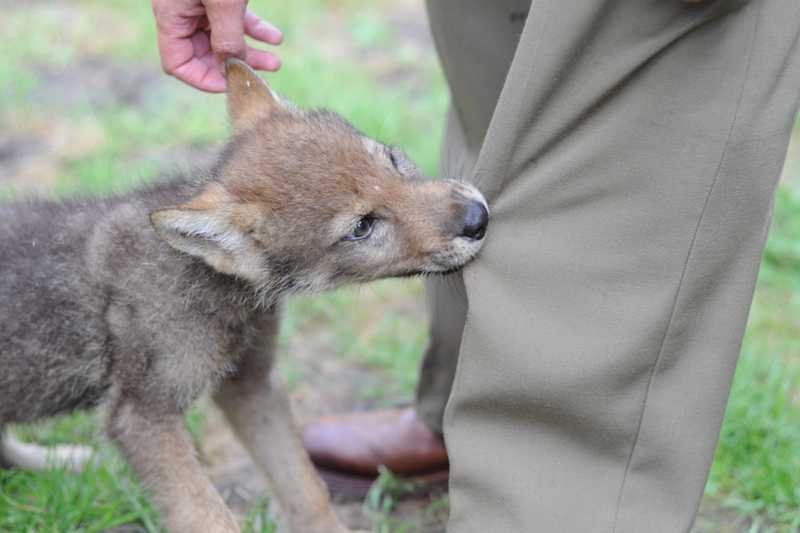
[212,40,241,54]
[207,0,240,10]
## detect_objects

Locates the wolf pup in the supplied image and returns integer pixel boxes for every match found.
[0,59,488,533]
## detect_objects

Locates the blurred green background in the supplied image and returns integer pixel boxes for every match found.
[0,1,798,531]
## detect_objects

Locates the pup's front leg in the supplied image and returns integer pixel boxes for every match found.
[214,356,349,533]
[107,400,239,533]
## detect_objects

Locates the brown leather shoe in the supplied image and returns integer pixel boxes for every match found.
[302,407,449,500]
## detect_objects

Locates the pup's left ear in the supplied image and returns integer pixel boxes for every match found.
[225,58,279,133]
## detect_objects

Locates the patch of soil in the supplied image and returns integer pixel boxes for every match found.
[33,57,165,111]
[0,135,53,191]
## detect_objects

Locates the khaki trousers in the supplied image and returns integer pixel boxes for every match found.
[414,1,800,531]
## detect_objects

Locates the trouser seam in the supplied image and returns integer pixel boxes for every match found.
[472,0,545,200]
[609,7,761,531]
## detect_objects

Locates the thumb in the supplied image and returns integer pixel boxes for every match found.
[204,0,248,59]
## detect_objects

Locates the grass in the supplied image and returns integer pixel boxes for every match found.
[282,279,427,401]
[0,0,799,531]
[703,186,800,530]
[1,413,161,532]
[364,467,450,533]
[0,459,156,532]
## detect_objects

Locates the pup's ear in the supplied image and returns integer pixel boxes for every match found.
[150,185,260,279]
[225,58,278,133]
[150,207,246,275]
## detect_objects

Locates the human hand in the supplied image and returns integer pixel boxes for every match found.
[152,0,282,93]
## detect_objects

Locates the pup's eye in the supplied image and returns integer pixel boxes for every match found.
[344,216,376,241]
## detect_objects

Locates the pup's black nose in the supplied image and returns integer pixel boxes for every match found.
[460,201,489,240]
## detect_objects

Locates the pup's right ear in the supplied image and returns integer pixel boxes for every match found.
[225,58,279,133]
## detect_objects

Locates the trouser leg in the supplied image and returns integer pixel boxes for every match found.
[432,1,800,531]
[415,271,466,435]
[415,0,531,434]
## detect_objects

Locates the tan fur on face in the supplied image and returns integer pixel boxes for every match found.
[151,59,487,299]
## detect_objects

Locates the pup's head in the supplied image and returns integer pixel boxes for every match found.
[150,59,488,298]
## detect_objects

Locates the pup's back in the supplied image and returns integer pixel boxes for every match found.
[1,198,117,422]
[0,176,199,423]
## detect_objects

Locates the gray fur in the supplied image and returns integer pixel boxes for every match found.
[0,174,260,426]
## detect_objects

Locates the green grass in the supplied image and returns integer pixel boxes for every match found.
[0,460,156,532]
[281,279,426,401]
[1,407,209,532]
[1,413,161,532]
[241,496,277,533]
[702,186,800,530]
[1,0,799,531]
[707,350,800,530]
[365,467,450,533]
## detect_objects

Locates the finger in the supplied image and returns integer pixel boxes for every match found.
[169,32,226,92]
[204,0,248,59]
[172,56,227,92]
[243,10,283,45]
[157,31,195,75]
[245,46,281,71]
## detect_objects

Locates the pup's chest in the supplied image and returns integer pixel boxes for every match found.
[214,308,282,372]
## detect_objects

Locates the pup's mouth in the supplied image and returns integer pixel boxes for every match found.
[425,264,465,276]
[415,229,489,277]
[396,265,464,278]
